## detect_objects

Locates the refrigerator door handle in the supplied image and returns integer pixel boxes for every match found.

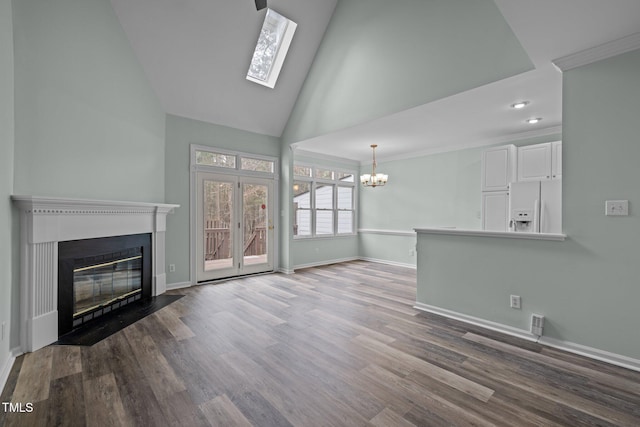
[534,199,540,233]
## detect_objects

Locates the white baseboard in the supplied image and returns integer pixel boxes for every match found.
[1,354,16,395]
[414,302,640,373]
[414,302,538,342]
[359,257,416,270]
[292,257,360,271]
[278,268,295,275]
[538,336,640,373]
[166,281,192,291]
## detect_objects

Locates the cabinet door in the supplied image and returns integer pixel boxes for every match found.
[482,145,516,191]
[518,142,552,181]
[482,191,509,231]
[551,141,562,179]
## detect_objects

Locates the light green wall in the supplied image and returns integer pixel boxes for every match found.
[279,0,533,272]
[358,135,561,266]
[1,0,15,373]
[281,0,533,144]
[359,233,416,267]
[416,49,640,360]
[358,148,481,267]
[164,114,280,284]
[360,148,485,231]
[292,237,359,269]
[291,151,359,269]
[12,0,165,202]
[279,145,294,272]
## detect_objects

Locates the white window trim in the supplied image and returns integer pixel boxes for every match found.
[189,144,279,284]
[293,162,358,239]
[191,144,278,179]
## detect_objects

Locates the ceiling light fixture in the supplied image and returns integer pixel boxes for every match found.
[360,145,388,188]
[526,118,542,124]
[511,101,529,109]
[246,9,297,89]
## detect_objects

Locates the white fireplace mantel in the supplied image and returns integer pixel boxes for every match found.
[11,195,179,352]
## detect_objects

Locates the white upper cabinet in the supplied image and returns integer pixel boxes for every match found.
[517,142,553,181]
[517,141,562,181]
[551,141,562,179]
[481,144,516,191]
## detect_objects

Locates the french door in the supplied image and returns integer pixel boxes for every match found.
[196,172,274,282]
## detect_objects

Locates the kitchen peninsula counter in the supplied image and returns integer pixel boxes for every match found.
[414,227,566,241]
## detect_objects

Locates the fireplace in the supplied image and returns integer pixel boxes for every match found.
[11,196,179,352]
[58,234,152,336]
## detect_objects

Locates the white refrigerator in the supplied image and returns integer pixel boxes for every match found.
[508,180,562,234]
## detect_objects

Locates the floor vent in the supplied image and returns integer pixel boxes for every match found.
[531,314,545,336]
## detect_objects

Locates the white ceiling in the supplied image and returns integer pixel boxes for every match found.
[110,0,337,137]
[110,0,640,163]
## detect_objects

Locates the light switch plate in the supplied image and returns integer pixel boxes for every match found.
[605,200,629,216]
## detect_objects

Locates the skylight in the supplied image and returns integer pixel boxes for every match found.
[246,9,297,89]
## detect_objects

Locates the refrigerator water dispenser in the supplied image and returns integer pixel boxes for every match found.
[510,209,535,232]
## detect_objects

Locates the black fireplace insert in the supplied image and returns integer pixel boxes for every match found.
[58,233,152,336]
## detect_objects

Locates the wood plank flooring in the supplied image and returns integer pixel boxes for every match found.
[2,260,640,426]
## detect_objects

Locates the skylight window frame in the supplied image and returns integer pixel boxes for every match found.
[246,8,298,89]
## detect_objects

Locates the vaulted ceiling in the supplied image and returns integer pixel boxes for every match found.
[110,0,640,162]
[110,0,338,137]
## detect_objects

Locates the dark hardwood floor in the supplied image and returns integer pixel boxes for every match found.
[2,261,640,426]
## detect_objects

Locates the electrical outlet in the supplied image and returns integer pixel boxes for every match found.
[169,264,176,273]
[605,200,629,216]
[510,295,521,309]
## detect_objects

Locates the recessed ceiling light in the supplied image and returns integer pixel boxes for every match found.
[511,101,529,109]
[526,118,542,124]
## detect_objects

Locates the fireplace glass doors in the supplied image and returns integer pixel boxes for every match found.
[73,247,142,319]
[58,233,152,336]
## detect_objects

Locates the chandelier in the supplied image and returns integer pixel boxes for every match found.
[360,144,388,187]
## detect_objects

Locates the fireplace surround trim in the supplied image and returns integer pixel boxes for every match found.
[11,195,179,352]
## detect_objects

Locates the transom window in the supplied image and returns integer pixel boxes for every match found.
[193,147,276,178]
[293,164,356,238]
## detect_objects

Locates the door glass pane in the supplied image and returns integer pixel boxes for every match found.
[243,184,268,266]
[203,180,233,271]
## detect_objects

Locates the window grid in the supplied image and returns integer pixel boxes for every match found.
[293,164,356,238]
[194,148,277,178]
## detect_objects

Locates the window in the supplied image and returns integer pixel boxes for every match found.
[293,182,311,236]
[195,151,236,168]
[293,164,356,237]
[246,9,298,89]
[241,157,275,173]
[337,186,354,234]
[193,147,277,178]
[315,184,334,235]
[293,165,312,178]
